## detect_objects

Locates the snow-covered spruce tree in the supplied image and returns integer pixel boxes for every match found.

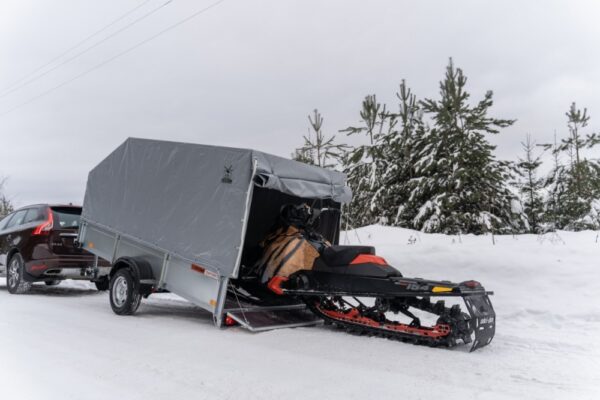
[547,103,600,230]
[405,59,524,234]
[340,95,397,227]
[515,134,545,233]
[291,146,314,165]
[381,80,427,226]
[292,109,347,168]
[543,133,569,231]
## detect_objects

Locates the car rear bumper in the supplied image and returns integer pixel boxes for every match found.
[25,257,111,281]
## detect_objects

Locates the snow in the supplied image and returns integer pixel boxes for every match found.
[2,226,600,400]
[578,198,600,228]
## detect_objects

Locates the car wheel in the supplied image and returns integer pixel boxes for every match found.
[94,277,109,291]
[109,269,142,315]
[44,280,61,286]
[7,253,32,294]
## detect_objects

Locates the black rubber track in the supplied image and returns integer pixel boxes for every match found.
[305,296,471,349]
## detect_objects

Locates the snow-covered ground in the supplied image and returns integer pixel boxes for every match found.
[1,227,599,400]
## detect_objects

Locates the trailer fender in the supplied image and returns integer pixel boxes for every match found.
[110,257,155,296]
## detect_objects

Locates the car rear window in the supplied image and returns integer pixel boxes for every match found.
[51,207,82,229]
[5,209,27,229]
[24,207,45,224]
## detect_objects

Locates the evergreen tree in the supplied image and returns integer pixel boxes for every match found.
[382,80,426,226]
[515,134,544,233]
[543,133,569,230]
[292,109,347,168]
[547,103,600,230]
[404,59,522,234]
[0,197,13,219]
[292,112,319,166]
[340,95,397,227]
[0,177,14,218]
[291,145,315,166]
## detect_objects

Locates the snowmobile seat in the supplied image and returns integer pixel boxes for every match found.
[321,245,376,267]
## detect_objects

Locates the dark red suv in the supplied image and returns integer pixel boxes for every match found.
[0,204,110,294]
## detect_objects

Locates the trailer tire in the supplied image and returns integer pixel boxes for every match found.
[109,268,142,315]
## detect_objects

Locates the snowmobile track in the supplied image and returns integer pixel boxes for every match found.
[305,296,472,350]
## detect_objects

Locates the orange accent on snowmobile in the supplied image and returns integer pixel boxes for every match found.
[350,254,389,266]
[317,305,451,338]
[267,276,289,295]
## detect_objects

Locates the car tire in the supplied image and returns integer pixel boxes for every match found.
[94,277,109,291]
[6,253,32,294]
[44,280,61,286]
[109,268,142,315]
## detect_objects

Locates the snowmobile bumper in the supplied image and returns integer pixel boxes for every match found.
[463,293,495,351]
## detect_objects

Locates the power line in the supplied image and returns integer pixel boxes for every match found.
[0,0,174,100]
[0,0,226,118]
[0,0,154,96]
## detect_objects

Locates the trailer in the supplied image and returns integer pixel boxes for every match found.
[78,138,495,350]
[78,138,350,330]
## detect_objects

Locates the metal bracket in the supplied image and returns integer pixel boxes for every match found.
[77,221,87,247]
[214,276,230,327]
[232,158,258,278]
[157,252,170,289]
[93,255,99,279]
[111,233,121,263]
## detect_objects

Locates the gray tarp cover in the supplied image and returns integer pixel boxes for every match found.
[82,138,351,276]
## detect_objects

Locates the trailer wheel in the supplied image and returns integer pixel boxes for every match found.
[109,268,142,315]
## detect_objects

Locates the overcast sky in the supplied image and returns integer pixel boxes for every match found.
[1,0,600,207]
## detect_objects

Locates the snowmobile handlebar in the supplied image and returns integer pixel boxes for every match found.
[280,203,340,228]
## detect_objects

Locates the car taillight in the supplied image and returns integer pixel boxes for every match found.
[32,209,54,235]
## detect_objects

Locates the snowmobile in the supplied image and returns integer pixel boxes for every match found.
[248,204,496,352]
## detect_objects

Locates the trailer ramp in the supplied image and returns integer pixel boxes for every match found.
[224,300,322,332]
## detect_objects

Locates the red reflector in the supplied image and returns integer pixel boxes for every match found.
[225,315,237,326]
[29,264,47,271]
[463,280,481,288]
[32,208,54,236]
[191,264,206,274]
[350,254,388,266]
[267,276,288,295]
